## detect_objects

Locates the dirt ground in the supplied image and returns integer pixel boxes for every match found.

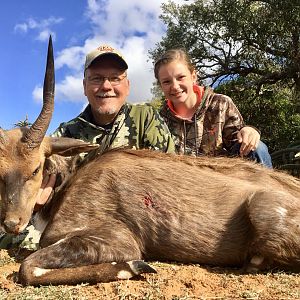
[0,249,299,300]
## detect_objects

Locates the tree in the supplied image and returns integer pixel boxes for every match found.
[152,0,300,96]
[216,79,300,152]
[14,115,32,128]
[150,0,300,150]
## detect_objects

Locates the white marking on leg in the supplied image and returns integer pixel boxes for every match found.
[33,267,51,277]
[250,255,264,266]
[117,270,133,280]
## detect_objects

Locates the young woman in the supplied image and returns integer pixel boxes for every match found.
[154,49,272,168]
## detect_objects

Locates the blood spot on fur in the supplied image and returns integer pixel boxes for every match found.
[143,192,157,209]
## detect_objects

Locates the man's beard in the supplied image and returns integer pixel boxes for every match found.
[96,105,118,116]
[95,104,118,116]
[92,102,120,125]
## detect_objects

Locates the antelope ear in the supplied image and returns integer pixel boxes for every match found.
[43,136,98,156]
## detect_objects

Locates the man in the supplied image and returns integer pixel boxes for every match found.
[53,44,175,152]
[0,45,175,250]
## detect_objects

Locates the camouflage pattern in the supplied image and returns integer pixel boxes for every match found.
[160,86,245,157]
[52,102,175,154]
[0,225,41,251]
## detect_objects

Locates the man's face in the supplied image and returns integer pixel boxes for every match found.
[83,56,130,125]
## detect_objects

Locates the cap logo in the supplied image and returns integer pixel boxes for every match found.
[84,44,128,71]
[97,45,115,52]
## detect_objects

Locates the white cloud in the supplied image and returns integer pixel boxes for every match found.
[86,0,164,40]
[55,75,85,102]
[36,0,188,104]
[36,29,56,42]
[32,85,43,103]
[56,46,85,71]
[14,17,63,41]
[122,36,154,102]
[33,75,85,103]
[14,23,29,33]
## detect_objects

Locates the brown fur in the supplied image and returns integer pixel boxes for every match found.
[15,147,300,285]
[1,132,300,285]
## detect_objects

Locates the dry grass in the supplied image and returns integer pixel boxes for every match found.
[0,251,299,300]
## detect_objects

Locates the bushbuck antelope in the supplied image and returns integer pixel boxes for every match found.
[0,37,300,286]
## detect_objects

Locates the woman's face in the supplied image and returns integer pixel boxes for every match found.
[157,60,196,106]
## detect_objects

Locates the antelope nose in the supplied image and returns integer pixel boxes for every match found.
[3,218,21,234]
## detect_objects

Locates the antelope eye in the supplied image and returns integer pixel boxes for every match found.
[32,165,41,177]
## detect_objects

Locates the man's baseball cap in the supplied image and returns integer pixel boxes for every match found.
[84,45,128,70]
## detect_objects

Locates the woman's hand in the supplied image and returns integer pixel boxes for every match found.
[237,127,260,157]
[34,173,56,211]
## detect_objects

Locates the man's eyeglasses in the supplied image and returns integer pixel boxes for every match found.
[87,74,127,86]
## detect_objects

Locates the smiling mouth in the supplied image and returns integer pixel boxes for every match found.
[172,91,183,97]
[96,95,116,99]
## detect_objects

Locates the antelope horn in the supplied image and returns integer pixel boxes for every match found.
[22,35,55,149]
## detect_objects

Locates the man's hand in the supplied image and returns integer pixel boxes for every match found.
[237,127,260,157]
[34,173,56,211]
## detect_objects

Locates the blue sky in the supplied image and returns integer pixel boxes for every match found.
[0,0,186,133]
